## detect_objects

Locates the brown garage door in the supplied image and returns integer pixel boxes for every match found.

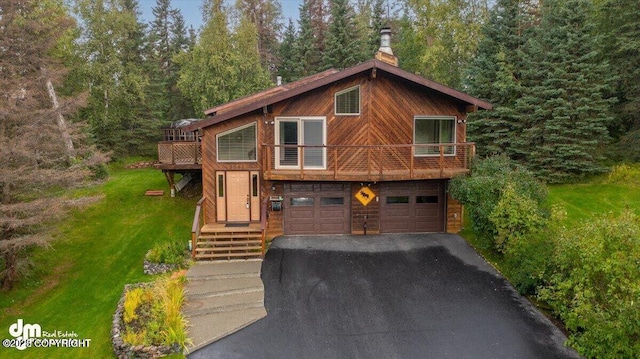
[380,181,445,233]
[284,182,351,235]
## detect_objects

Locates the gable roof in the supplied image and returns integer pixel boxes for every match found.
[185,59,492,132]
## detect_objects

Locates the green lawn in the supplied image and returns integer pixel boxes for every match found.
[0,165,196,358]
[548,182,640,223]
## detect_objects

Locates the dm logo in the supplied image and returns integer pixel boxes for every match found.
[9,319,41,350]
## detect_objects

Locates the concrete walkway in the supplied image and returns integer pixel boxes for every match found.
[183,260,266,353]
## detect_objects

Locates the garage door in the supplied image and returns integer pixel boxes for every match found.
[284,182,351,235]
[380,181,445,233]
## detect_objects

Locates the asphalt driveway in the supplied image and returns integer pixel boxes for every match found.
[189,234,580,359]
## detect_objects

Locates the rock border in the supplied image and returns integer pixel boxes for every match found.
[112,283,179,359]
[143,259,178,275]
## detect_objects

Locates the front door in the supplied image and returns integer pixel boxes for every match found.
[226,171,250,222]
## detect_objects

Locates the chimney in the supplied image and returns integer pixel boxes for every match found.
[375,27,399,67]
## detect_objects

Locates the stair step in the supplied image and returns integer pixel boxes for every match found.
[197,241,262,247]
[195,246,263,253]
[184,290,264,316]
[195,252,263,260]
[199,233,262,239]
[186,275,263,297]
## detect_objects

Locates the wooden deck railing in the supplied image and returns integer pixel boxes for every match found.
[158,141,202,165]
[262,143,475,181]
[191,197,206,259]
[260,197,268,257]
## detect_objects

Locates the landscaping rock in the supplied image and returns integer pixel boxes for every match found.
[143,259,178,275]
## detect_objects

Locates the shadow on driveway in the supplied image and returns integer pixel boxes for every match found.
[189,234,581,359]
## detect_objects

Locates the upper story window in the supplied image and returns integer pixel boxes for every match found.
[335,85,360,115]
[414,116,456,156]
[275,117,326,169]
[217,123,257,162]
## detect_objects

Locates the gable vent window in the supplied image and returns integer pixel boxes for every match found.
[335,86,360,115]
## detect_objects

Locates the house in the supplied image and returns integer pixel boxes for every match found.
[176,30,492,260]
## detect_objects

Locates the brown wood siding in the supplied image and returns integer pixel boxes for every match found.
[446,195,464,233]
[202,113,264,224]
[351,182,380,234]
[370,73,466,147]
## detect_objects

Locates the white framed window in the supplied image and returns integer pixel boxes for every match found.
[275,117,326,169]
[335,85,360,115]
[217,123,257,162]
[414,116,456,156]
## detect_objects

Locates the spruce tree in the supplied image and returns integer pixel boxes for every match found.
[295,0,325,75]
[323,0,361,70]
[465,0,538,159]
[515,0,613,182]
[278,19,302,82]
[597,0,640,161]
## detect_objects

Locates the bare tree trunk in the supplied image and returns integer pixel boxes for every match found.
[45,77,75,159]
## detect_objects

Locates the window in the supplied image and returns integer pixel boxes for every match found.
[252,174,258,197]
[275,117,326,169]
[217,174,224,197]
[416,196,438,204]
[217,123,257,162]
[335,86,360,115]
[321,197,345,206]
[414,116,456,156]
[386,196,409,204]
[291,197,314,206]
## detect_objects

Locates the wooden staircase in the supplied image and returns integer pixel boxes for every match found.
[194,224,264,260]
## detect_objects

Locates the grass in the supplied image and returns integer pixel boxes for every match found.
[547,168,640,224]
[0,163,196,358]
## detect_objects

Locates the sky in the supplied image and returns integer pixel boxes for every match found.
[138,0,302,31]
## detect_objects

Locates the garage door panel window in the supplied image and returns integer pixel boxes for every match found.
[321,197,345,206]
[387,196,410,204]
[291,197,314,206]
[416,195,439,204]
[414,116,456,156]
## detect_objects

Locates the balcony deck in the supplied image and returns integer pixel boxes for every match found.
[262,143,475,181]
[155,141,202,170]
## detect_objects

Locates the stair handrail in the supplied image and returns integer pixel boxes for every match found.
[260,197,268,257]
[191,197,206,258]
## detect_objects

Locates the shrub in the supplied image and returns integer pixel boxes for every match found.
[122,271,191,350]
[449,155,547,250]
[489,184,547,253]
[146,239,188,266]
[604,163,640,187]
[539,210,640,358]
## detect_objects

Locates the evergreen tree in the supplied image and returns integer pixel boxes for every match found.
[597,0,640,161]
[148,0,195,124]
[295,0,327,75]
[0,0,107,289]
[465,0,538,158]
[515,0,613,182]
[323,0,361,70]
[278,19,302,82]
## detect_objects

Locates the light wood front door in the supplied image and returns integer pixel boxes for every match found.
[226,171,250,222]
